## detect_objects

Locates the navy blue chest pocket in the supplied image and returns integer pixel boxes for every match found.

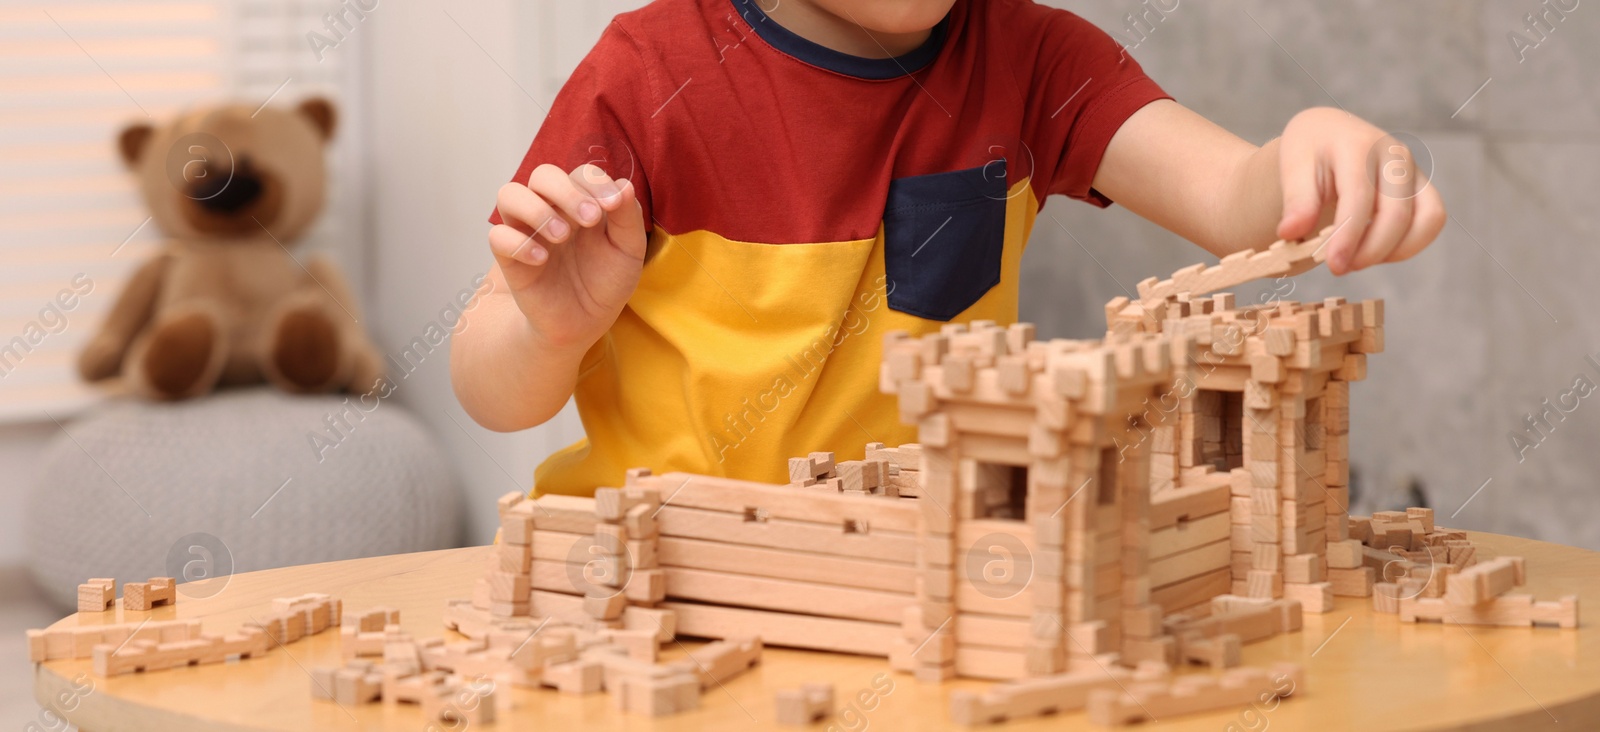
[882,163,1008,322]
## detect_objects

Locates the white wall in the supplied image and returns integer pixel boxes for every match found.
[362,1,649,545]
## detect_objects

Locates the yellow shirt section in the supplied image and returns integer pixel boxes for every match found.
[532,181,1041,496]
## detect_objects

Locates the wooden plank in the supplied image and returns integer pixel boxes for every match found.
[1150,483,1232,530]
[661,602,897,656]
[528,494,600,534]
[656,506,918,564]
[954,645,1029,680]
[956,519,1033,552]
[1152,568,1231,612]
[641,473,919,533]
[953,614,1033,650]
[1150,539,1231,588]
[656,536,915,593]
[661,567,910,624]
[944,403,1037,439]
[955,580,1034,619]
[1149,512,1232,560]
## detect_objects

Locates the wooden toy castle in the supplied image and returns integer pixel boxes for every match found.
[36,228,1578,725]
[436,229,1422,692]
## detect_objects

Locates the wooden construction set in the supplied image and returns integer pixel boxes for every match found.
[26,229,1580,726]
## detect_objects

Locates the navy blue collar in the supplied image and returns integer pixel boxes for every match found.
[730,0,950,80]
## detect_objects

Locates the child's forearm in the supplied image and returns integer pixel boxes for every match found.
[451,276,587,432]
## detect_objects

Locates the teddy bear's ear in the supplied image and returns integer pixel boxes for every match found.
[297,97,337,141]
[117,124,154,168]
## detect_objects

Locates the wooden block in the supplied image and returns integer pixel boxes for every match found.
[343,606,400,633]
[1264,328,1295,357]
[333,666,383,705]
[1087,663,1303,726]
[1149,483,1231,531]
[78,578,116,613]
[1400,594,1576,628]
[662,601,896,657]
[617,505,656,540]
[1328,566,1374,597]
[1326,539,1363,569]
[776,683,835,725]
[948,662,1170,725]
[1446,557,1522,606]
[1281,582,1333,613]
[584,592,627,621]
[543,658,605,694]
[497,490,525,518]
[1245,570,1282,599]
[496,540,533,574]
[677,636,762,689]
[1179,632,1241,669]
[600,628,660,663]
[1530,595,1580,629]
[1372,583,1402,614]
[1335,353,1367,381]
[1283,554,1324,584]
[531,494,602,534]
[487,571,531,603]
[594,523,628,554]
[501,510,535,545]
[788,458,815,485]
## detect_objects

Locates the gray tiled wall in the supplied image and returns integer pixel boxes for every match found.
[1026,0,1600,548]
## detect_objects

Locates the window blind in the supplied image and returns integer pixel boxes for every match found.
[0,0,362,421]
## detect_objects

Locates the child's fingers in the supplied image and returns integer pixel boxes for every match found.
[496,183,572,243]
[528,164,606,228]
[1387,179,1446,264]
[489,223,548,266]
[568,164,626,213]
[1276,139,1324,242]
[602,179,648,261]
[1327,152,1376,275]
[1349,164,1415,271]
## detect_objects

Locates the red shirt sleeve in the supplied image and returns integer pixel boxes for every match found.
[1010,4,1171,208]
[488,23,655,226]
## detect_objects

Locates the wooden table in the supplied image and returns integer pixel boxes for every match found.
[34,531,1600,731]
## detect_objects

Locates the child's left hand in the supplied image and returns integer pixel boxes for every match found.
[1274,107,1446,275]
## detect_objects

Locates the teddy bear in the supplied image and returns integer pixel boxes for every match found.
[78,98,385,400]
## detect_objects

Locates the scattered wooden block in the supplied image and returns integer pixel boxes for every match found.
[123,577,176,611]
[1281,582,1333,613]
[611,669,701,717]
[1372,583,1402,614]
[27,618,204,662]
[1328,566,1374,597]
[1401,594,1579,628]
[1179,632,1240,669]
[949,662,1170,725]
[1326,539,1363,569]
[776,683,835,725]
[676,636,762,689]
[1445,556,1523,606]
[93,627,269,676]
[1086,663,1304,727]
[77,578,116,613]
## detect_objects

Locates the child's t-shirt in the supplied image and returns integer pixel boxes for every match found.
[491,0,1168,496]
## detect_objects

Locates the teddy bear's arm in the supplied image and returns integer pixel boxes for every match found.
[78,254,171,382]
[301,253,385,392]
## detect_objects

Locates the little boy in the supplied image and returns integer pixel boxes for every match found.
[452,0,1444,498]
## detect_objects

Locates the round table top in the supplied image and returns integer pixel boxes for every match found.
[35,531,1598,731]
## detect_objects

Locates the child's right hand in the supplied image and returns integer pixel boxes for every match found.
[489,164,646,350]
